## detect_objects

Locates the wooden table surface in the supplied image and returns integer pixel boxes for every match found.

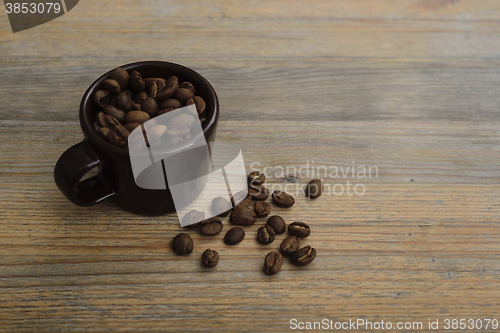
[1,0,500,332]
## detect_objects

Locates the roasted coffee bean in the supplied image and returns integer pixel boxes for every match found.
[280,236,300,255]
[272,190,295,208]
[102,79,121,95]
[113,125,130,139]
[99,113,121,129]
[306,179,323,199]
[92,122,100,132]
[182,210,205,228]
[159,98,182,109]
[257,225,275,244]
[174,88,195,104]
[103,105,126,122]
[201,249,219,267]
[248,185,270,201]
[107,131,127,146]
[161,136,183,148]
[212,196,231,217]
[169,114,195,128]
[123,122,142,133]
[248,171,265,186]
[109,67,129,89]
[158,107,177,116]
[133,91,148,104]
[116,91,134,112]
[141,97,159,117]
[132,103,142,111]
[129,70,146,91]
[264,251,283,275]
[254,201,271,218]
[224,227,245,245]
[288,222,310,238]
[171,233,194,255]
[186,96,206,114]
[231,190,251,208]
[230,207,257,226]
[93,90,112,108]
[266,215,286,234]
[179,81,196,94]
[292,245,316,266]
[156,76,178,101]
[200,217,223,235]
[98,127,111,139]
[156,78,167,92]
[166,126,190,138]
[146,124,167,142]
[125,111,150,124]
[148,80,159,99]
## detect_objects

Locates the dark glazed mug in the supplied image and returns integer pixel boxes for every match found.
[54,61,219,215]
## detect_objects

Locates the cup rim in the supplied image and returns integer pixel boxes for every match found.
[79,61,219,156]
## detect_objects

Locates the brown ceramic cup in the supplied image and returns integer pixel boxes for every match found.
[54,61,219,215]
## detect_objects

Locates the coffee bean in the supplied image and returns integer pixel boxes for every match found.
[248,171,265,186]
[156,76,178,101]
[98,127,111,140]
[266,215,286,234]
[99,113,121,129]
[159,98,182,109]
[263,251,283,275]
[93,90,111,108]
[103,105,126,122]
[288,222,310,238]
[109,67,129,89]
[148,80,159,99]
[141,97,159,117]
[132,103,142,111]
[254,201,271,218]
[201,249,219,267]
[182,210,205,228]
[186,96,206,114]
[92,122,100,132]
[161,136,183,148]
[257,225,275,244]
[171,233,194,255]
[292,245,316,266]
[231,190,251,208]
[174,88,195,104]
[113,125,130,139]
[123,122,142,133]
[146,124,167,142]
[212,196,231,217]
[272,190,295,208]
[230,207,257,226]
[224,227,245,245]
[130,70,146,92]
[306,179,323,199]
[125,111,150,124]
[280,236,300,255]
[200,217,223,235]
[168,114,196,128]
[133,91,148,104]
[116,91,134,112]
[179,81,196,94]
[102,79,121,95]
[158,108,177,116]
[248,185,270,201]
[156,78,167,92]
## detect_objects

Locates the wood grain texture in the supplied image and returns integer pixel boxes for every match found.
[1,0,500,332]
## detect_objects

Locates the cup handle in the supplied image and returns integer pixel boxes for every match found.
[54,140,115,206]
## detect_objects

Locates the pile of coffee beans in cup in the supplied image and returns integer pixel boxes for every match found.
[92,67,207,148]
[171,172,325,275]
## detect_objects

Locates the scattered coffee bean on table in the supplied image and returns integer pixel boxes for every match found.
[248,185,270,201]
[171,233,194,255]
[224,227,245,245]
[247,171,265,186]
[280,235,300,255]
[288,222,311,238]
[182,210,205,229]
[212,196,231,217]
[266,215,286,234]
[231,190,251,209]
[272,190,295,208]
[200,217,224,235]
[201,249,219,268]
[292,245,316,266]
[254,201,271,218]
[230,207,257,226]
[257,225,276,244]
[306,179,324,199]
[264,251,283,275]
